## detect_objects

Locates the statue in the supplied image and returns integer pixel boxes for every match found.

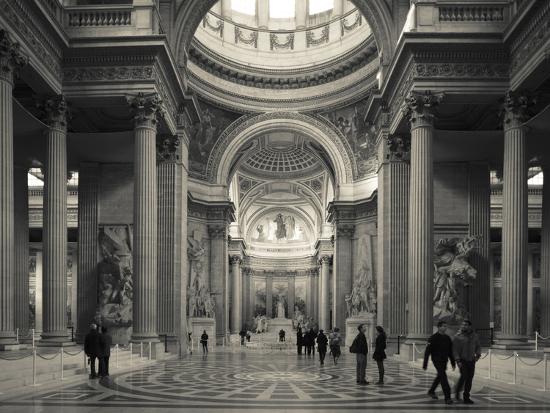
[274,213,286,240]
[433,236,478,323]
[276,294,286,318]
[187,235,215,318]
[347,263,377,317]
[204,294,215,318]
[293,306,304,328]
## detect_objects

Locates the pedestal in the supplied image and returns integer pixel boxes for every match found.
[345,313,375,347]
[189,317,216,345]
[267,317,293,333]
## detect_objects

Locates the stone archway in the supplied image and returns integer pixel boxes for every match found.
[206,112,356,187]
[173,0,395,69]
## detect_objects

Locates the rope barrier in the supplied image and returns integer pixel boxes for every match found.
[517,355,544,366]
[36,352,60,361]
[479,352,489,359]
[537,332,550,340]
[63,349,83,357]
[494,353,515,361]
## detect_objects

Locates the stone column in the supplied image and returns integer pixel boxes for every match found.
[14,165,29,337]
[295,0,308,28]
[129,92,162,343]
[496,92,531,348]
[332,224,354,333]
[157,135,185,342]
[76,163,99,342]
[257,0,269,28]
[0,30,26,348]
[41,95,70,345]
[468,163,491,330]
[242,268,249,326]
[377,134,410,338]
[35,251,43,334]
[288,276,295,319]
[209,224,228,338]
[221,0,232,19]
[404,91,441,343]
[230,255,242,333]
[333,0,344,17]
[319,256,331,330]
[541,162,550,337]
[266,276,273,318]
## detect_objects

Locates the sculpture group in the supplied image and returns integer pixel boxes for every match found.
[188,237,216,318]
[345,263,376,317]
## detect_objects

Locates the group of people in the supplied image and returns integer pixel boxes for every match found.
[423,320,481,405]
[84,323,113,379]
[350,324,387,385]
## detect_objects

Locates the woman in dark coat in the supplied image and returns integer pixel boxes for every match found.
[373,325,387,384]
[296,327,303,355]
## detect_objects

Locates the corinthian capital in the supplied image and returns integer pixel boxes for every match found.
[403,91,444,128]
[501,91,536,129]
[230,255,242,265]
[38,95,69,131]
[319,255,332,265]
[0,30,27,84]
[386,134,411,162]
[128,92,164,130]
[157,134,180,163]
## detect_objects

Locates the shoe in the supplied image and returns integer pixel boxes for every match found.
[89,374,98,379]
[455,393,461,401]
[376,381,384,385]
[428,392,438,400]
[463,398,474,405]
[445,399,454,405]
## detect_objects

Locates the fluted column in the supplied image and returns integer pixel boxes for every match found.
[76,163,99,342]
[0,30,26,348]
[319,256,331,330]
[288,276,295,319]
[405,91,441,343]
[209,224,228,338]
[496,92,531,347]
[378,134,410,338]
[230,255,242,333]
[40,95,70,345]
[14,165,29,337]
[257,0,269,28]
[295,0,308,28]
[266,276,273,318]
[468,163,491,330]
[129,92,162,343]
[541,162,550,337]
[333,225,354,333]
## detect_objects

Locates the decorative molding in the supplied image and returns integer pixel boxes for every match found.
[202,13,223,38]
[336,224,355,238]
[306,25,329,48]
[234,27,258,48]
[66,8,131,27]
[270,32,294,51]
[341,12,362,36]
[412,62,509,79]
[0,29,27,83]
[63,66,154,82]
[127,92,164,130]
[157,135,180,163]
[438,6,505,22]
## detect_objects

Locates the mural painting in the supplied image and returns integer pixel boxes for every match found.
[251,212,309,244]
[254,279,266,316]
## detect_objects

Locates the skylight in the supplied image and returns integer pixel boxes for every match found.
[232,0,256,15]
[309,0,333,14]
[270,0,295,18]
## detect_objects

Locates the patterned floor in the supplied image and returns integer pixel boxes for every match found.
[1,350,549,412]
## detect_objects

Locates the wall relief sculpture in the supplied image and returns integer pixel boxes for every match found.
[188,236,216,318]
[346,262,377,317]
[97,226,133,329]
[433,236,478,323]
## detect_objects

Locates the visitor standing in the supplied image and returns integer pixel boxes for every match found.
[84,323,101,379]
[317,329,328,365]
[200,330,209,354]
[309,328,316,356]
[328,327,342,365]
[453,320,481,404]
[423,321,456,405]
[239,329,247,345]
[296,327,303,355]
[99,326,112,378]
[304,329,313,356]
[350,324,369,385]
[373,326,387,384]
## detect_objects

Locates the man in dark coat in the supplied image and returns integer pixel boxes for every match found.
[453,320,481,404]
[99,326,112,378]
[350,324,369,384]
[423,321,456,405]
[296,327,303,355]
[316,330,328,365]
[84,324,101,379]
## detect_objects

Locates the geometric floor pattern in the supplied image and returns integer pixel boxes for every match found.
[1,350,549,412]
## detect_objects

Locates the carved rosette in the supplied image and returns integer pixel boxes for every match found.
[386,134,411,162]
[128,92,164,130]
[501,91,536,130]
[230,255,242,265]
[403,91,444,128]
[157,135,180,163]
[38,95,69,132]
[0,29,27,84]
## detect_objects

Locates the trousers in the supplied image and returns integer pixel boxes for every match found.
[356,354,367,382]
[456,360,476,399]
[429,361,451,399]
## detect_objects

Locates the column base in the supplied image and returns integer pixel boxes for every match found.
[0,343,26,351]
[493,335,531,350]
[39,332,73,347]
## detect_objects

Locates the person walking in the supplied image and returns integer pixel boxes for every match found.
[99,326,112,378]
[296,327,303,355]
[373,326,387,384]
[423,321,456,405]
[309,328,316,356]
[305,329,313,356]
[317,330,328,366]
[453,320,481,404]
[200,330,209,354]
[328,327,342,365]
[350,324,369,385]
[84,324,101,379]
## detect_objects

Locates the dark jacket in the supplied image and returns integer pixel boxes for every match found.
[453,331,481,362]
[200,333,208,343]
[296,330,303,346]
[100,333,112,357]
[350,332,368,355]
[373,334,387,361]
[305,330,315,346]
[84,328,101,356]
[423,332,456,369]
[316,332,328,351]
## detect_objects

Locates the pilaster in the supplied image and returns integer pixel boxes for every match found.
[541,162,550,337]
[230,255,242,333]
[14,165,29,337]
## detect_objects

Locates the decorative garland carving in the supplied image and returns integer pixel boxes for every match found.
[63,66,154,82]
[270,33,295,51]
[413,62,508,78]
[306,25,329,48]
[234,27,258,48]
[205,112,356,184]
[341,12,362,36]
[202,13,223,38]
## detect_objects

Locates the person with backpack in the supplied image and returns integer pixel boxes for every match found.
[316,330,328,366]
[373,326,387,384]
[328,327,342,365]
[350,324,369,384]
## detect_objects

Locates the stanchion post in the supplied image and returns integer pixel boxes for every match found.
[148,342,152,360]
[511,352,518,385]
[60,348,64,380]
[488,349,492,379]
[536,332,539,352]
[544,353,548,392]
[32,348,37,386]
[32,328,35,348]
[412,343,416,363]
[115,344,119,368]
[130,343,133,365]
[140,342,143,359]
[16,328,19,344]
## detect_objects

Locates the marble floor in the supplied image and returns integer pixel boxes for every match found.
[0,349,549,413]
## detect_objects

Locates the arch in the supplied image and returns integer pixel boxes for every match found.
[173,0,395,69]
[206,112,356,186]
